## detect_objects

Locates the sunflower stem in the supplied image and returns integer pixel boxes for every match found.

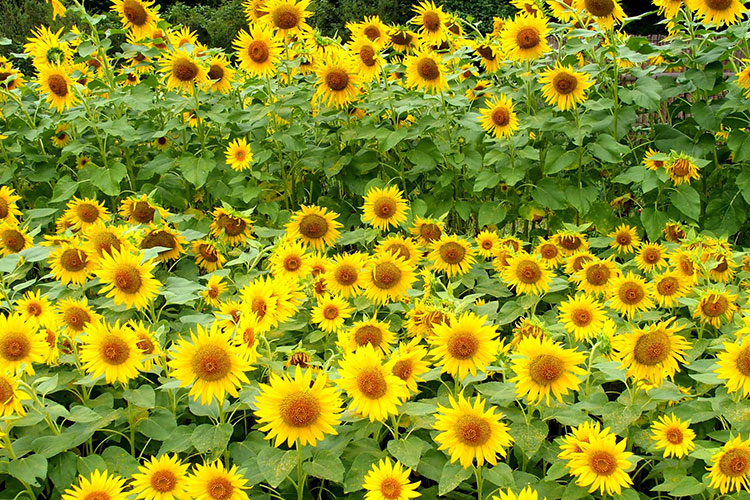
[296,440,306,500]
[474,465,484,500]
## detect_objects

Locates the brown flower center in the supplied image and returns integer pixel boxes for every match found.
[516,27,540,49]
[392,359,413,381]
[372,262,402,289]
[192,344,232,381]
[84,492,111,500]
[633,330,670,366]
[585,263,610,286]
[447,331,478,360]
[416,57,440,81]
[735,346,750,376]
[208,64,224,81]
[354,325,382,347]
[439,242,466,265]
[242,327,255,348]
[385,243,411,262]
[198,244,219,263]
[1,229,25,253]
[540,244,558,259]
[0,378,13,404]
[455,414,491,446]
[357,367,387,399]
[665,428,683,445]
[251,297,267,318]
[100,335,131,365]
[47,73,69,97]
[553,72,578,95]
[322,305,339,320]
[60,248,87,272]
[76,203,100,223]
[0,198,8,219]
[380,477,403,499]
[63,306,91,332]
[173,58,199,82]
[642,248,661,264]
[122,0,148,26]
[150,470,176,492]
[529,354,564,385]
[616,232,631,246]
[206,477,234,500]
[584,0,615,16]
[2,333,30,361]
[656,277,678,296]
[491,106,510,126]
[272,5,300,30]
[325,69,350,91]
[420,223,442,242]
[299,214,328,239]
[92,231,121,256]
[359,45,376,67]
[571,308,593,327]
[670,158,691,177]
[559,235,582,251]
[333,264,358,286]
[248,40,270,63]
[701,295,729,317]
[281,391,321,427]
[718,448,750,478]
[589,450,617,475]
[222,216,247,237]
[136,334,155,355]
[391,31,412,46]
[516,260,542,284]
[618,281,645,305]
[132,201,156,223]
[114,265,143,294]
[422,11,441,31]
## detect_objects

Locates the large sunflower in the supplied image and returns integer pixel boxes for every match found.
[479,94,519,139]
[0,372,30,416]
[363,458,421,500]
[573,0,626,29]
[0,222,33,256]
[233,25,282,78]
[340,317,395,354]
[607,272,654,318]
[336,344,409,422]
[403,49,448,93]
[501,14,551,61]
[254,365,342,447]
[538,63,594,111]
[49,240,96,285]
[431,312,499,380]
[184,461,250,500]
[361,252,416,304]
[362,185,409,230]
[650,414,696,459]
[37,63,79,112]
[80,321,144,384]
[169,322,251,405]
[510,335,586,404]
[61,470,129,500]
[410,0,449,45]
[707,435,750,494]
[286,205,342,250]
[261,0,313,36]
[96,249,161,310]
[130,454,190,500]
[501,252,553,295]
[64,197,110,232]
[428,235,477,277]
[693,289,738,328]
[568,433,633,495]
[313,50,361,108]
[687,0,747,26]
[715,338,750,397]
[433,393,514,468]
[111,0,160,38]
[558,293,607,342]
[160,49,208,95]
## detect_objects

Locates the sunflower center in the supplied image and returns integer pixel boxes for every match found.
[516,27,540,49]
[572,254,593,272]
[325,68,350,91]
[354,325,382,347]
[585,264,610,285]
[540,244,558,259]
[491,107,510,126]
[439,242,466,265]
[251,297,267,318]
[589,450,617,475]
[516,260,542,284]
[571,308,593,327]
[704,0,733,9]
[422,11,441,31]
[129,200,155,223]
[279,390,321,427]
[665,428,683,444]
[618,281,645,305]
[713,257,728,273]
[480,240,493,251]
[272,5,300,30]
[1,229,24,252]
[242,327,255,348]
[0,198,7,218]
[83,492,111,500]
[670,158,690,177]
[584,0,615,16]
[123,0,149,26]
[379,477,403,499]
[420,223,442,242]
[60,248,87,272]
[616,232,631,246]
[333,265,357,286]
[417,57,440,81]
[157,137,168,146]
[47,74,69,97]
[114,265,143,294]
[529,354,564,385]
[553,72,578,95]
[633,330,670,366]
[322,305,339,320]
[277,254,299,272]
[357,368,387,399]
[391,31,412,46]
[150,470,177,492]
[199,244,219,263]
[77,203,100,223]
[208,64,224,81]
[643,248,661,264]
[192,344,232,382]
[136,335,155,354]
[476,45,494,60]
[373,199,397,220]
[446,331,479,360]
[26,302,42,317]
[100,335,131,365]
[736,346,750,376]
[206,477,234,500]
[93,231,121,256]
[359,46,376,66]
[173,58,199,82]
[248,40,270,63]
[63,307,90,331]
[0,378,12,404]
[718,448,750,477]
[386,243,411,261]
[224,217,247,237]
[701,296,729,317]
[2,333,30,361]
[559,236,582,250]
[299,214,329,239]
[656,277,678,296]
[455,414,491,446]
[392,359,413,381]
[373,262,402,289]
[678,259,694,276]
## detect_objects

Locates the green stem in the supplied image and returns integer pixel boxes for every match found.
[3,432,37,500]
[474,465,484,500]
[296,440,306,500]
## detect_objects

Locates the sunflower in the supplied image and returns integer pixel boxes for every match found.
[127,320,161,371]
[193,240,225,273]
[61,470,129,500]
[558,420,610,462]
[738,61,750,98]
[232,25,282,78]
[340,317,395,354]
[184,461,250,500]
[0,222,33,256]
[428,235,477,278]
[433,393,514,468]
[286,205,342,250]
[96,250,161,310]
[534,237,564,268]
[376,236,422,267]
[539,63,594,111]
[475,230,500,259]
[202,275,227,307]
[139,225,187,263]
[665,152,701,185]
[614,318,690,385]
[111,0,160,38]
[254,365,342,447]
[209,208,253,247]
[349,36,385,82]
[568,433,633,495]
[361,252,416,304]
[268,240,309,281]
[0,186,22,225]
[403,49,448,93]
[0,372,30,416]
[224,138,254,172]
[390,338,430,394]
[473,38,502,73]
[319,253,360,297]
[64,197,110,232]
[716,338,750,397]
[410,0,449,45]
[635,242,668,273]
[502,252,553,295]
[643,148,666,171]
[706,250,736,283]
[261,0,312,36]
[16,290,56,328]
[501,14,550,61]
[687,0,747,26]
[313,50,361,108]
[431,312,499,380]
[215,300,244,332]
[362,458,421,500]
[79,320,143,384]
[607,272,655,318]
[410,217,444,245]
[608,224,640,254]
[130,454,190,500]
[82,222,134,262]
[361,186,409,231]
[160,49,208,95]
[510,335,586,404]
[693,290,738,328]
[558,294,607,342]
[466,79,493,101]
[37,63,79,112]
[170,26,198,48]
[574,0,626,29]
[206,54,235,94]
[336,344,409,422]
[0,56,25,91]
[650,414,696,458]
[479,94,519,139]
[652,270,688,308]
[24,26,72,68]
[707,435,750,494]
[169,322,251,405]
[229,312,259,364]
[154,136,170,150]
[389,26,417,53]
[669,249,699,284]
[243,0,267,22]
[51,123,72,148]
[311,294,354,333]
[48,240,95,285]
[654,0,683,18]
[239,276,281,332]
[57,297,101,337]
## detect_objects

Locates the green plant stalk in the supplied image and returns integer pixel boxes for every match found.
[296,440,306,500]
[3,430,37,500]
[474,465,484,500]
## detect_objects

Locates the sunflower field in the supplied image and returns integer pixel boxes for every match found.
[2,0,750,498]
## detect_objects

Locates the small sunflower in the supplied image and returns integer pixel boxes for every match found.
[193,240,226,273]
[475,230,500,259]
[61,470,129,500]
[233,25,282,78]
[361,252,416,304]
[574,0,627,29]
[0,372,30,416]
[184,461,250,500]
[410,0,449,45]
[502,252,553,295]
[286,205,342,250]
[362,458,421,500]
[737,61,750,98]
[693,289,738,328]
[37,63,79,112]
[608,224,640,254]
[431,312,500,380]
[311,294,354,333]
[403,49,448,93]
[669,249,700,284]
[538,63,594,111]
[207,54,235,94]
[613,318,690,385]
[389,26,417,53]
[323,253,363,297]
[138,225,187,263]
[0,186,22,225]
[479,94,520,139]
[82,222,134,262]
[340,317,395,354]
[607,272,655,318]
[48,239,96,285]
[56,297,101,337]
[261,0,313,36]
[558,420,610,462]
[635,242,668,273]
[376,236,422,267]
[16,290,56,328]
[558,293,607,342]
[651,414,696,458]
[362,185,409,230]
[51,123,72,148]
[349,36,385,82]
[707,435,750,494]
[410,217,444,245]
[428,235,477,277]
[96,249,161,310]
[120,192,172,226]
[64,197,110,231]
[652,270,689,308]
[501,14,551,61]
[160,49,208,95]
[202,275,227,307]
[224,138,254,172]
[390,338,431,394]
[239,276,281,332]
[568,433,633,495]
[80,321,144,384]
[716,338,750,397]
[534,237,564,268]
[313,50,361,109]
[643,148,666,171]
[111,0,160,38]
[269,240,310,281]
[209,208,254,247]
[128,320,161,371]
[665,152,701,185]
[0,222,33,256]
[130,454,190,500]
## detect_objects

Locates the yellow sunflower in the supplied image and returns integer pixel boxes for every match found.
[539,63,594,111]
[243,0,268,22]
[669,249,700,284]
[492,485,543,500]
[558,420,610,462]
[0,372,30,416]
[254,365,342,447]
[479,94,520,139]
[568,433,633,495]
[376,236,422,267]
[130,454,190,500]
[473,38,502,73]
[193,240,225,273]
[48,240,95,285]
[738,61,750,98]
[361,251,416,304]
[24,26,72,68]
[607,272,654,318]
[390,338,430,394]
[665,152,701,185]
[635,242,668,273]
[209,208,254,247]
[428,235,477,278]
[687,0,747,26]
[643,148,666,171]
[313,50,361,109]
[501,14,551,61]
[510,335,586,404]
[111,0,160,38]
[336,344,409,422]
[403,49,448,93]
[652,270,688,308]
[715,338,750,397]
[348,15,389,47]
[362,185,409,230]
[139,225,187,263]
[51,123,72,148]
[558,293,607,342]
[502,251,553,295]
[0,56,24,91]
[56,297,100,337]
[261,0,313,36]
[15,290,55,328]
[61,470,129,500]
[0,222,33,256]
[82,222,134,263]
[0,186,22,225]
[64,197,110,231]
[410,0,449,45]
[389,27,417,53]
[96,249,161,310]
[574,0,626,29]
[126,320,160,371]
[693,290,738,328]
[184,461,250,500]
[340,317,395,354]
[349,36,385,82]
[207,54,235,94]
[202,275,227,307]
[233,25,282,78]
[651,414,696,458]
[37,63,79,112]
[268,240,309,280]
[286,205,342,250]
[707,435,750,494]
[475,230,500,259]
[433,393,514,468]
[311,294,354,333]
[224,137,254,172]
[654,0,683,19]
[534,237,564,268]
[608,224,640,254]
[431,312,500,380]
[160,49,208,95]
[169,322,251,405]
[362,458,421,500]
[239,276,281,332]
[410,217,444,246]
[80,321,143,384]
[119,194,171,225]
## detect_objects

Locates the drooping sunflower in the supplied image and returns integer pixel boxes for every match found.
[558,294,607,342]
[130,454,190,500]
[0,222,33,256]
[254,365,342,447]
[410,217,444,246]
[51,123,72,148]
[56,297,100,338]
[209,208,254,247]
[475,230,500,259]
[138,225,187,263]
[193,240,225,273]
[0,372,30,416]
[349,36,385,82]
[127,320,161,371]
[224,137,254,172]
[184,461,251,500]
[651,414,696,458]
[340,317,395,354]
[313,49,361,109]
[362,185,409,230]
[0,186,22,225]
[61,470,129,500]
[510,335,586,404]
[160,49,208,95]
[502,252,553,295]
[16,290,55,328]
[410,0,449,45]
[403,49,448,93]
[431,312,500,380]
[479,94,520,139]
[715,338,750,397]
[361,252,416,304]
[707,435,750,494]
[614,318,690,385]
[390,338,430,394]
[261,0,313,36]
[37,63,79,112]
[286,205,342,250]
[64,197,110,232]
[232,25,282,78]
[311,294,354,333]
[687,0,748,26]
[389,26,417,53]
[501,14,551,61]
[538,63,594,111]
[111,0,160,38]
[336,344,409,422]
[433,393,514,468]
[362,458,421,500]
[465,79,493,101]
[80,321,143,384]
[119,194,171,225]
[169,322,251,405]
[607,272,655,318]
[574,0,627,29]
[96,249,161,310]
[665,152,701,185]
[568,433,633,495]
[635,242,668,273]
[428,235,477,278]
[669,249,700,284]
[693,289,738,328]
[48,240,95,285]
[608,224,640,254]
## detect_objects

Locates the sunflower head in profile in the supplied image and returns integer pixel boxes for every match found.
[361,251,416,304]
[209,207,254,247]
[192,240,225,273]
[0,371,30,417]
[538,63,594,111]
[389,26,417,53]
[431,311,500,380]
[313,49,361,109]
[130,454,190,500]
[665,152,701,185]
[207,53,235,94]
[568,433,634,495]
[410,0,449,45]
[362,457,421,500]
[111,0,160,38]
[687,0,748,27]
[362,185,409,231]
[138,224,187,263]
[403,49,448,94]
[707,435,750,494]
[95,249,161,311]
[433,393,514,468]
[573,0,626,29]
[80,320,144,384]
[160,49,208,95]
[0,186,21,225]
[501,251,553,296]
[60,470,129,500]
[650,414,696,458]
[500,14,551,62]
[479,93,519,139]
[715,338,750,397]
[0,56,24,91]
[168,322,251,405]
[37,63,79,112]
[184,461,251,500]
[232,25,282,78]
[261,0,313,36]
[642,148,666,171]
[692,289,738,328]
[254,365,342,447]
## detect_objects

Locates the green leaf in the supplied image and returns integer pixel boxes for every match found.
[158,425,194,455]
[510,420,548,458]
[478,203,506,228]
[532,178,567,210]
[670,185,700,221]
[180,155,214,188]
[544,147,577,175]
[640,207,669,241]
[565,185,598,215]
[8,454,47,487]
[590,134,629,163]
[50,175,79,203]
[474,170,501,192]
[438,461,473,495]
[49,452,77,493]
[191,423,233,456]
[91,163,128,196]
[728,130,750,162]
[162,276,204,305]
[256,447,297,488]
[77,454,106,477]
[101,446,140,477]
[483,462,514,488]
[303,450,345,483]
[123,385,155,409]
[387,435,428,469]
